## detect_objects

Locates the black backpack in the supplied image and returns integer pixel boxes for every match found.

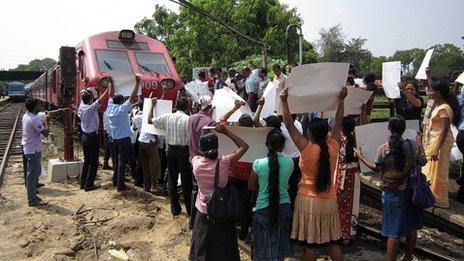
[205,160,242,224]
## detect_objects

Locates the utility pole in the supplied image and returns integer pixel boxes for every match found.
[169,0,268,67]
[286,24,303,66]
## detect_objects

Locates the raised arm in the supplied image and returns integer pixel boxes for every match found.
[280,88,308,151]
[331,87,348,143]
[221,100,245,122]
[252,98,265,127]
[215,124,249,163]
[147,98,157,125]
[129,75,141,104]
[397,82,422,107]
[97,77,113,104]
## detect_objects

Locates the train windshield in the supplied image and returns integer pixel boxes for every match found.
[135,52,170,74]
[96,50,132,72]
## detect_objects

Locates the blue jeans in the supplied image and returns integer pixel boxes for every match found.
[25,152,41,204]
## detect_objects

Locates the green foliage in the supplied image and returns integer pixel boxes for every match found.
[389,48,426,77]
[134,0,316,77]
[430,44,464,79]
[233,54,287,78]
[11,58,56,71]
[317,25,371,73]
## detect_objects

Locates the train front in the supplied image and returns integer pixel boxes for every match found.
[77,30,181,111]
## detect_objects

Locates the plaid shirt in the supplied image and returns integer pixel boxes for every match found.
[153,111,189,146]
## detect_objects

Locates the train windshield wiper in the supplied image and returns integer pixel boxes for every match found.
[103,60,113,70]
[138,63,159,76]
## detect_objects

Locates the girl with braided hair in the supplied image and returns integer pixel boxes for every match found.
[280,86,347,261]
[355,115,426,261]
[248,130,294,260]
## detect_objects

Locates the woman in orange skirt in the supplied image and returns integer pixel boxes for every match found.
[280,87,347,261]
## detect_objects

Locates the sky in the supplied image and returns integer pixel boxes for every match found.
[1,0,463,70]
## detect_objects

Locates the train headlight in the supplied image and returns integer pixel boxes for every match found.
[160,79,175,89]
[100,77,111,87]
[119,30,135,41]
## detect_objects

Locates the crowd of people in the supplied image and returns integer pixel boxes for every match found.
[20,63,464,261]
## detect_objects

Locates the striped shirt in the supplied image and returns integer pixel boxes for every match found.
[153,110,189,146]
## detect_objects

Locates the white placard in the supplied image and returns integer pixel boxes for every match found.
[415,49,434,80]
[455,72,464,84]
[141,98,173,135]
[184,80,212,101]
[354,78,364,88]
[278,62,349,114]
[451,126,462,161]
[207,126,273,163]
[322,87,373,117]
[382,61,401,99]
[355,120,420,173]
[212,88,252,122]
[108,70,140,96]
[261,82,277,118]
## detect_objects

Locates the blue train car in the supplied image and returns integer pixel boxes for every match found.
[6,81,26,101]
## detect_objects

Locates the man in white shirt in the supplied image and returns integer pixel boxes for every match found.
[273,64,288,109]
[149,96,192,217]
[77,83,111,191]
[22,99,50,206]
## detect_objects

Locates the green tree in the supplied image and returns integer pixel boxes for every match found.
[389,48,425,77]
[11,58,56,71]
[429,44,464,78]
[317,24,345,62]
[369,56,388,75]
[317,25,371,73]
[134,0,314,77]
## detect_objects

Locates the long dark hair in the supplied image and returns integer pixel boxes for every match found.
[266,130,285,226]
[388,115,407,170]
[199,133,219,160]
[308,118,331,193]
[432,81,461,127]
[342,116,357,163]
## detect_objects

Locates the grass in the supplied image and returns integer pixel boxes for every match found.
[371,94,429,121]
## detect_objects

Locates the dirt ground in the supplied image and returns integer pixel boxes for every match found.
[0,121,253,261]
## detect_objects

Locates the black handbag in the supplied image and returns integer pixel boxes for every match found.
[205,160,242,224]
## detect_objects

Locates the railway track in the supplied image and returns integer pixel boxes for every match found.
[0,101,23,187]
[236,184,462,261]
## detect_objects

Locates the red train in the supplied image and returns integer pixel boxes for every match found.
[26,29,181,160]
[27,29,180,110]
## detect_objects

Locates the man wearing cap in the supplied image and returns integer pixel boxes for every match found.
[107,76,141,191]
[77,80,112,191]
[186,95,245,227]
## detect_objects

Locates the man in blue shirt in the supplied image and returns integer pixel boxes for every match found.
[107,75,141,191]
[77,82,111,191]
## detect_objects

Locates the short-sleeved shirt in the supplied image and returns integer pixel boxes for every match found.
[374,139,425,190]
[394,92,424,122]
[298,138,340,199]
[153,111,189,146]
[192,155,231,214]
[245,70,260,94]
[188,110,216,159]
[21,112,45,154]
[253,153,293,210]
[107,99,133,140]
[77,101,100,133]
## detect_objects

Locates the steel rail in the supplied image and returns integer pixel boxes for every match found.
[0,106,22,187]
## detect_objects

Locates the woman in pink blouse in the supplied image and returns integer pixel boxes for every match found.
[189,125,249,261]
